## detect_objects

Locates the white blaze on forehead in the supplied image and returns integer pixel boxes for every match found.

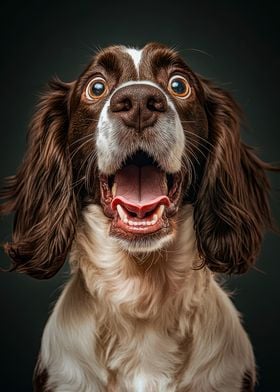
[124,48,143,76]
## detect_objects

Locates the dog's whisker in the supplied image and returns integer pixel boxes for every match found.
[69,138,94,160]
[84,150,98,191]
[180,120,197,123]
[186,139,209,160]
[184,129,214,149]
[83,118,100,122]
[76,148,97,183]
[72,176,86,189]
[69,133,94,148]
[185,137,212,154]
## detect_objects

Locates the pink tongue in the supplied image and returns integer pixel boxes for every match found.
[111,165,170,217]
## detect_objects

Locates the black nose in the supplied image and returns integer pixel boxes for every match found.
[110,84,167,131]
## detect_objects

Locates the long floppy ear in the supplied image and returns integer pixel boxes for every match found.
[0,78,77,279]
[194,79,275,274]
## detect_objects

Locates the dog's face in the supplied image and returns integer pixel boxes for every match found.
[0,43,272,278]
[68,44,208,252]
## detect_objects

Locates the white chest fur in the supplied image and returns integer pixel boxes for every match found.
[38,205,255,392]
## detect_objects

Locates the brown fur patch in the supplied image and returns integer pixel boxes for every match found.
[106,369,118,391]
[241,370,254,391]
[33,358,51,392]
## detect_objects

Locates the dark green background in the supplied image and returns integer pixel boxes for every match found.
[0,1,279,390]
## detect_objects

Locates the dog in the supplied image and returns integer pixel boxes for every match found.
[0,42,275,391]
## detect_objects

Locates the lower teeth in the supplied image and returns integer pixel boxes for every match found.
[116,204,165,227]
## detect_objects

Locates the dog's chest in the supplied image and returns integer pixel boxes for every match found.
[105,327,183,391]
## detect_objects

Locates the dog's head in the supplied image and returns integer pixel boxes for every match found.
[0,43,273,278]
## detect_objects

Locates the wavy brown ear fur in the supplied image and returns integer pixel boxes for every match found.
[194,79,276,274]
[0,78,77,279]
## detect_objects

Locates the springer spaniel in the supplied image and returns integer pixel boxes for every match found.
[0,43,275,391]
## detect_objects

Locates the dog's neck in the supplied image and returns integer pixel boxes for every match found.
[70,204,210,325]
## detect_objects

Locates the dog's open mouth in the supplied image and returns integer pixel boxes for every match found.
[99,151,183,237]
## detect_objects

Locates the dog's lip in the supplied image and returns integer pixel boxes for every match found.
[111,195,170,217]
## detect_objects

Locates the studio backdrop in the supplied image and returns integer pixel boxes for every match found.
[0,1,279,391]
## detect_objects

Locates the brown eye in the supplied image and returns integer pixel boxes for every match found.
[86,78,108,100]
[168,76,191,99]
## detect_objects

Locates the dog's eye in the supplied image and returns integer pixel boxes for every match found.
[168,76,191,99]
[86,78,108,100]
